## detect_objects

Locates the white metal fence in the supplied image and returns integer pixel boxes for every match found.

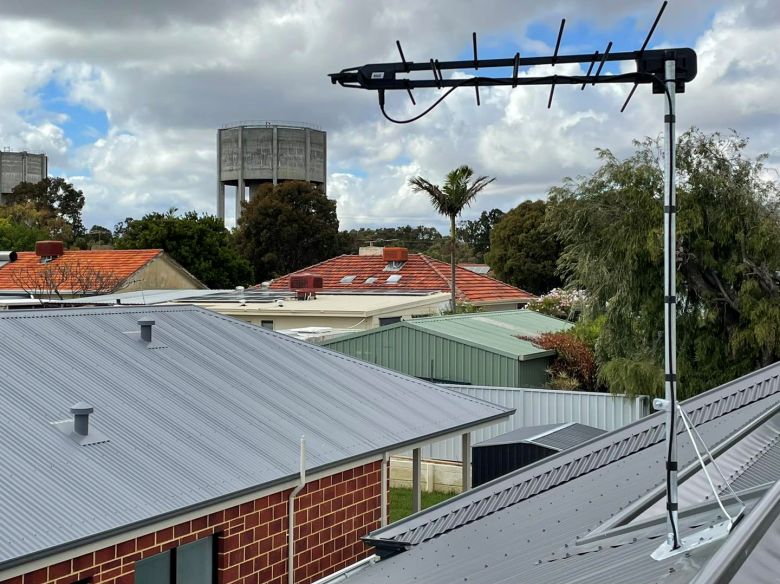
[422,385,650,461]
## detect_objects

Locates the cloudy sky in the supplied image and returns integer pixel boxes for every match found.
[0,0,777,233]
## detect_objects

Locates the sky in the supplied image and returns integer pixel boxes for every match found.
[0,0,778,234]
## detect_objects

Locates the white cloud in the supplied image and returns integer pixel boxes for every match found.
[0,0,776,233]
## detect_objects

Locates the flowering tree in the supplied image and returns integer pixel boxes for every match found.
[527,288,585,320]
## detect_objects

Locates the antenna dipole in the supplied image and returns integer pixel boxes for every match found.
[328,1,700,557]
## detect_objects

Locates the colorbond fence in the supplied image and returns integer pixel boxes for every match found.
[422,385,650,462]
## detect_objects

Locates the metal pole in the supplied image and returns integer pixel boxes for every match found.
[380,452,388,527]
[288,436,306,584]
[663,55,680,549]
[412,448,422,513]
[461,432,471,491]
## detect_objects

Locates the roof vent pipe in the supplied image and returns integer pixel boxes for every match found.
[70,402,94,436]
[138,318,155,342]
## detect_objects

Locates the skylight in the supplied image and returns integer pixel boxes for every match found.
[340,275,356,284]
[386,275,402,284]
[365,277,377,284]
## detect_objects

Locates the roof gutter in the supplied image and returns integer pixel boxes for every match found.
[0,404,513,576]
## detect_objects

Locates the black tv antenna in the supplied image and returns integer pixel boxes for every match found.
[328,2,733,560]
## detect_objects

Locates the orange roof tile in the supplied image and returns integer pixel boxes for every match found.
[266,253,535,304]
[0,249,162,292]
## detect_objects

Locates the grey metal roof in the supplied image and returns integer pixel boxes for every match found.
[473,422,606,451]
[337,362,780,584]
[52,288,229,305]
[0,305,512,569]
[532,422,606,450]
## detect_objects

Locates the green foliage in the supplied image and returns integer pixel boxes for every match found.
[115,209,253,288]
[235,181,341,282]
[9,177,86,240]
[409,165,496,311]
[458,208,504,261]
[409,166,495,220]
[549,129,780,397]
[73,225,114,250]
[0,216,48,250]
[521,331,600,391]
[571,315,605,350]
[340,225,443,254]
[598,358,663,397]
[423,236,478,264]
[485,200,562,295]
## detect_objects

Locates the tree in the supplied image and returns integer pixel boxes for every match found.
[458,209,504,261]
[72,225,114,250]
[0,216,49,251]
[10,177,86,240]
[340,225,443,254]
[235,181,342,282]
[520,331,600,392]
[115,209,253,288]
[423,237,479,264]
[12,260,122,301]
[485,200,562,295]
[409,166,495,311]
[548,130,780,398]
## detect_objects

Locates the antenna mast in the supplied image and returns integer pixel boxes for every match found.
[328,1,705,556]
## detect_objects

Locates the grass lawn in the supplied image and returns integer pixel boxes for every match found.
[389,488,457,523]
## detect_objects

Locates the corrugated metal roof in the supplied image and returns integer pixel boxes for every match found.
[409,311,572,360]
[53,288,228,305]
[338,363,780,584]
[0,305,512,569]
[531,423,606,451]
[473,423,605,451]
[323,310,572,361]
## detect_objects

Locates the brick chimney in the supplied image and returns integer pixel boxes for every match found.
[35,240,64,263]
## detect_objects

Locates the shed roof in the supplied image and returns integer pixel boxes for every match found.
[474,422,606,451]
[323,310,573,361]
[0,305,512,570]
[337,362,780,584]
[266,253,534,304]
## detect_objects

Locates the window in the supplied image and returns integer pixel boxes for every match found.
[339,275,356,284]
[135,536,215,584]
[260,320,274,330]
[364,276,377,284]
[386,275,402,284]
[379,316,402,326]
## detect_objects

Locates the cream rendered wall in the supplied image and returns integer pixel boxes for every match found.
[120,254,205,292]
[203,298,446,331]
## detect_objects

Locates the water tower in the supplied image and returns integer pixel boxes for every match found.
[0,150,48,204]
[216,121,326,220]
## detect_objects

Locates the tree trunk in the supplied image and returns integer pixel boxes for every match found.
[450,215,457,313]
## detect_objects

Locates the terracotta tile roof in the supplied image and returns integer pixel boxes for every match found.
[0,249,162,292]
[267,253,535,304]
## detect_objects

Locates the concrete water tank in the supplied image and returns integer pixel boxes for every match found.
[0,150,48,203]
[216,121,326,220]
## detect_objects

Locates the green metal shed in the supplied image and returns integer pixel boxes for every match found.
[320,310,572,388]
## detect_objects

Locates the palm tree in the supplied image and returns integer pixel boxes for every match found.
[409,165,495,312]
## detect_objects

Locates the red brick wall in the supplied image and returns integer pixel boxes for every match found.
[3,460,384,584]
